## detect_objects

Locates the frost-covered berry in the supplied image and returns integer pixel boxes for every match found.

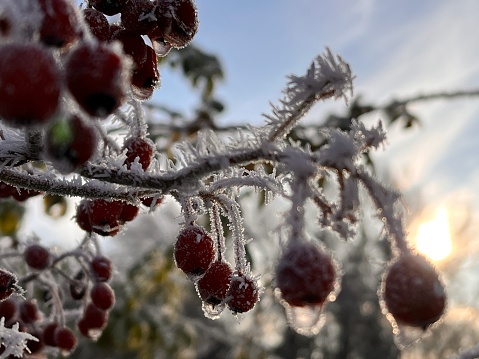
[83,8,110,42]
[155,0,198,49]
[131,45,160,100]
[90,282,115,310]
[226,272,259,314]
[123,136,155,170]
[38,0,81,48]
[23,244,51,270]
[76,199,123,236]
[0,43,61,127]
[382,253,446,329]
[120,0,159,36]
[54,327,77,355]
[45,115,98,174]
[91,255,113,282]
[174,225,215,277]
[275,241,337,307]
[120,203,139,222]
[197,260,233,305]
[65,42,127,118]
[0,269,19,301]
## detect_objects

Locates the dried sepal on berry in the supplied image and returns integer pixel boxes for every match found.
[381,253,446,330]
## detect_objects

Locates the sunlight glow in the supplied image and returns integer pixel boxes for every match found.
[414,207,452,261]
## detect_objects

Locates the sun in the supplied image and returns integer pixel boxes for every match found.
[413,207,452,261]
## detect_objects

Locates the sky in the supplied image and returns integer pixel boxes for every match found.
[154,0,479,214]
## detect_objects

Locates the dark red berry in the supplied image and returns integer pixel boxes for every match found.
[174,225,215,277]
[0,298,17,323]
[26,329,44,354]
[275,241,337,307]
[141,196,163,208]
[76,199,123,236]
[156,0,198,49]
[0,43,61,127]
[54,327,77,354]
[123,136,155,170]
[19,299,41,324]
[43,322,59,347]
[383,254,446,329]
[45,115,98,174]
[89,0,124,16]
[121,0,159,36]
[83,8,110,42]
[226,272,259,314]
[131,45,160,100]
[197,260,233,305]
[38,0,81,48]
[110,28,148,70]
[23,244,51,270]
[0,182,16,198]
[120,203,139,222]
[81,302,108,334]
[90,282,116,310]
[0,269,19,301]
[91,255,113,282]
[65,42,127,118]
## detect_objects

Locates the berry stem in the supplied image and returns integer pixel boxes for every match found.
[209,203,225,262]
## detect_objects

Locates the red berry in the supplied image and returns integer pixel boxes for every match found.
[26,329,45,354]
[382,254,446,329]
[275,241,337,307]
[174,225,215,277]
[90,282,116,310]
[197,260,233,305]
[19,299,41,324]
[110,28,148,70]
[23,244,51,270]
[226,272,259,314]
[79,302,108,336]
[83,8,110,42]
[120,203,139,222]
[76,199,123,236]
[121,0,159,36]
[141,196,163,208]
[65,42,127,118]
[0,269,19,301]
[89,0,125,16]
[0,43,61,127]
[45,115,98,173]
[0,182,16,198]
[38,0,81,48]
[54,327,77,354]
[91,255,113,282]
[0,298,17,323]
[131,45,160,100]
[43,322,59,347]
[156,0,198,49]
[123,136,154,170]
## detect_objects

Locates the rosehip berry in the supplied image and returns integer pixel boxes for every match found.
[123,136,155,170]
[54,327,77,355]
[226,272,259,314]
[45,115,98,174]
[0,43,61,127]
[19,299,41,324]
[0,269,19,301]
[23,244,51,270]
[110,28,148,70]
[38,0,81,48]
[91,255,113,282]
[120,203,139,222]
[382,254,446,329]
[83,8,110,42]
[76,199,123,236]
[65,42,127,118]
[120,0,159,36]
[275,241,337,307]
[0,298,17,323]
[90,282,115,310]
[197,260,233,305]
[131,45,160,100]
[174,225,215,277]
[43,322,59,347]
[78,303,108,338]
[156,0,198,49]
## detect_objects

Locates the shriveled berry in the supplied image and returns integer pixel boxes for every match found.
[383,254,446,329]
[275,241,337,307]
[0,43,61,127]
[174,225,215,277]
[38,0,81,48]
[90,282,115,310]
[23,244,51,270]
[197,260,233,305]
[65,42,127,118]
[54,327,77,354]
[226,272,259,314]
[91,255,113,282]
[123,136,155,170]
[83,8,110,42]
[0,269,19,301]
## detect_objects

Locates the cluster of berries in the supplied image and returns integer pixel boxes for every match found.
[274,239,446,333]
[173,224,260,315]
[0,245,115,357]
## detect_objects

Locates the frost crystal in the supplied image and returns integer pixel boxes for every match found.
[0,318,37,358]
